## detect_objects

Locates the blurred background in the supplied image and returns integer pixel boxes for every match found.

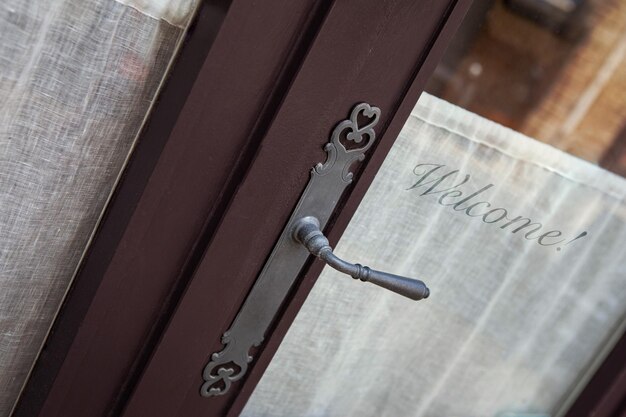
[425,0,626,177]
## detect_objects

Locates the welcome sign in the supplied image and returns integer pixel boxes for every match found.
[244,94,626,417]
[408,163,588,251]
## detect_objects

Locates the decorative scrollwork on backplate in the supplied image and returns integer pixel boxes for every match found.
[200,331,263,397]
[314,103,381,182]
[200,102,381,398]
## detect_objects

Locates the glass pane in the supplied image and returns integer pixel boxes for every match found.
[0,1,199,414]
[243,1,626,416]
[427,0,626,174]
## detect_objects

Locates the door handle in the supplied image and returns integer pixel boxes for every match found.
[201,103,428,398]
[293,216,429,300]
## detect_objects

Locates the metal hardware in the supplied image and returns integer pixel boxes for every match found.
[292,216,429,300]
[200,102,427,398]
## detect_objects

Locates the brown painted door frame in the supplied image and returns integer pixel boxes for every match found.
[121,1,477,416]
[12,1,626,417]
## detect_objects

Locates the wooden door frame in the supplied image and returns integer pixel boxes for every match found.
[13,1,335,416]
[12,1,626,417]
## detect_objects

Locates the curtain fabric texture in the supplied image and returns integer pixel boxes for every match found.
[243,93,626,417]
[0,1,193,414]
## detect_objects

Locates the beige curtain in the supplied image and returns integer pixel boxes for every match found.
[243,93,626,417]
[0,0,196,414]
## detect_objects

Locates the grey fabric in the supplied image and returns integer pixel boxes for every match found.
[0,1,187,414]
[243,93,626,417]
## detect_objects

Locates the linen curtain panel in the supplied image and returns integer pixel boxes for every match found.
[0,0,195,414]
[243,93,626,417]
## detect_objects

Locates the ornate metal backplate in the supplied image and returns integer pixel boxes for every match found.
[200,103,381,397]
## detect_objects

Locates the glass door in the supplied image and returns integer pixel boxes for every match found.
[243,1,626,416]
[0,1,199,415]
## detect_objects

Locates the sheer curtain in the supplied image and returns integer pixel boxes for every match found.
[243,93,626,417]
[0,0,196,414]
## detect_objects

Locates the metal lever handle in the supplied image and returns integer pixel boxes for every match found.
[292,216,429,301]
